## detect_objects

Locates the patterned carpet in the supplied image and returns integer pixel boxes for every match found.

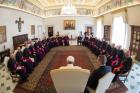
[14,46,95,93]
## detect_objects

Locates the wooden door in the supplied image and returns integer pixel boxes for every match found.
[104,25,111,42]
[130,26,140,56]
[48,27,53,37]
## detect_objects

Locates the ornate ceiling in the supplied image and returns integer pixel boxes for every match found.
[0,0,110,16]
[27,0,101,9]
[0,0,139,17]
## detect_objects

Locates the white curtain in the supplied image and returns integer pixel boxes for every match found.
[96,19,103,40]
[112,14,127,48]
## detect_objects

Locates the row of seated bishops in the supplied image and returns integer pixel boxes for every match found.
[77,32,93,46]
[47,35,70,47]
[6,36,70,82]
[50,55,115,93]
[81,36,132,81]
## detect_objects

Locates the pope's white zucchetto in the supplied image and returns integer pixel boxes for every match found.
[66,56,75,63]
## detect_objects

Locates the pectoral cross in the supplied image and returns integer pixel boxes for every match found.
[15,17,24,32]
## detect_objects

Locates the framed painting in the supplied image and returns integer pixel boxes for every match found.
[0,26,7,44]
[64,20,75,30]
[31,25,35,35]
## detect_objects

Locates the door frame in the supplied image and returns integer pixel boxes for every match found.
[47,25,54,37]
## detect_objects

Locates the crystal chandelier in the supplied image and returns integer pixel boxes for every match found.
[61,0,77,15]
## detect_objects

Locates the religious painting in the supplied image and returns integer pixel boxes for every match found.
[31,25,35,35]
[0,26,7,44]
[48,26,53,37]
[64,20,75,30]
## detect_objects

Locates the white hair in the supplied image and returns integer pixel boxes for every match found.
[66,56,75,64]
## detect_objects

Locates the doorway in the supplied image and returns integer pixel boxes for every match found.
[130,26,140,55]
[48,26,53,37]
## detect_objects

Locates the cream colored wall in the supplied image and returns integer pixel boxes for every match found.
[126,5,140,49]
[44,16,95,38]
[0,8,45,51]
[103,13,112,25]
[127,5,140,26]
[103,13,113,44]
[95,5,140,49]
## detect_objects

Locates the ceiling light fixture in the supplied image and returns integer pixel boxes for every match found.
[61,0,77,15]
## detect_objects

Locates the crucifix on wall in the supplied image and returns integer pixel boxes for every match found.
[15,17,24,32]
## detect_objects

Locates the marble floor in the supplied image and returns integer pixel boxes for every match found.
[0,64,17,93]
[123,62,140,93]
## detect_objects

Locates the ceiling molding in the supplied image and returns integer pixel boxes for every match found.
[0,4,45,18]
[93,3,140,17]
[27,0,45,9]
[28,0,101,10]
[94,0,111,9]
[36,0,49,7]
[45,4,94,10]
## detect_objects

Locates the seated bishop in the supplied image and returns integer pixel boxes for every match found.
[8,53,28,82]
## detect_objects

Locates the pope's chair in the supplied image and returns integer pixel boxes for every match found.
[87,72,115,93]
[50,68,90,93]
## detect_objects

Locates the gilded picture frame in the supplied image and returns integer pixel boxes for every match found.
[31,25,35,35]
[0,26,7,44]
[64,20,75,30]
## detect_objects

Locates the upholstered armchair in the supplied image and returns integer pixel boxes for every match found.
[50,68,90,93]
[87,72,115,93]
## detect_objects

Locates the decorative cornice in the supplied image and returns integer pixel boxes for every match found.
[0,1,140,19]
[26,0,45,10]
[94,3,140,17]
[45,4,94,10]
[0,4,45,18]
[94,0,111,9]
[45,15,94,18]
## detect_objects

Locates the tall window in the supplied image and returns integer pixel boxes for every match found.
[112,15,126,48]
[96,19,103,40]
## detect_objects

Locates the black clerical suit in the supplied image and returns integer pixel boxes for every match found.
[85,66,111,93]
[77,36,82,45]
[7,58,17,72]
[23,48,30,58]
[29,45,36,57]
[16,51,33,73]
[7,58,28,81]
[15,51,23,63]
